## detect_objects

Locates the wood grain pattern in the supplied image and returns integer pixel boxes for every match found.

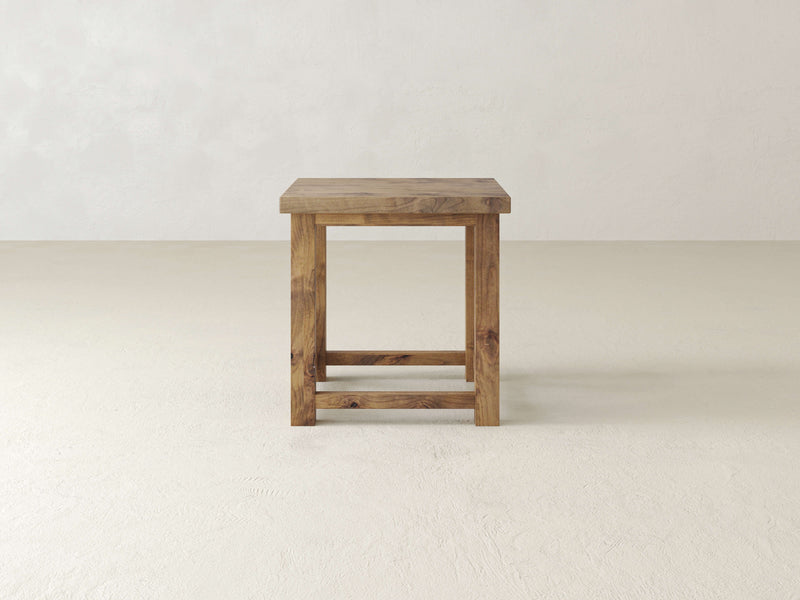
[474,214,500,426]
[465,225,475,382]
[315,214,477,226]
[316,391,475,409]
[290,214,316,426]
[280,178,510,214]
[315,224,326,382]
[326,351,465,366]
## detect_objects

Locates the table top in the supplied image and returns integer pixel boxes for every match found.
[280,178,510,214]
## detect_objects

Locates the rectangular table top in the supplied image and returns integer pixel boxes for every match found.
[280,178,510,214]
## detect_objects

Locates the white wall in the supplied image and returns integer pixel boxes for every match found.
[2,1,799,240]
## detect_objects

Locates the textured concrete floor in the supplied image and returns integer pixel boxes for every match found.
[1,241,799,599]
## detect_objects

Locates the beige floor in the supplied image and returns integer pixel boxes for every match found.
[1,241,799,599]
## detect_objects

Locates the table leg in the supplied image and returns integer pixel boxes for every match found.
[315,224,327,382]
[465,225,475,382]
[474,214,499,426]
[291,214,316,426]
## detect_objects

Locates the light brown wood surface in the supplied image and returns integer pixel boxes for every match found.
[326,350,465,366]
[281,178,510,214]
[465,225,475,382]
[316,391,475,409]
[315,214,477,226]
[315,224,326,382]
[290,214,316,426]
[474,214,500,426]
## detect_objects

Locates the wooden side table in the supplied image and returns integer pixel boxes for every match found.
[280,178,511,426]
